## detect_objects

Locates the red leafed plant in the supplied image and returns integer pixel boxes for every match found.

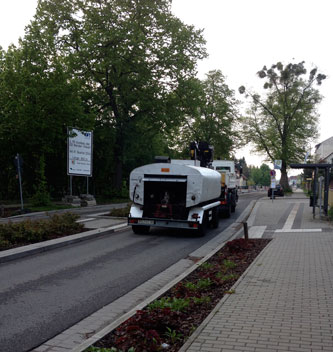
[90,238,270,352]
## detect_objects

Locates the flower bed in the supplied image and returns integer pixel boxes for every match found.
[87,238,271,352]
[0,213,84,251]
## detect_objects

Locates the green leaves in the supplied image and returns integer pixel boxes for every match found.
[147,297,190,312]
[0,0,207,197]
[240,61,325,190]
[175,69,239,159]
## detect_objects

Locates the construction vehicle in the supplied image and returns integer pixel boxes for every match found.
[211,160,238,217]
[128,142,222,236]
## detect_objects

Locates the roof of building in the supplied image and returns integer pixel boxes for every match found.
[315,136,333,150]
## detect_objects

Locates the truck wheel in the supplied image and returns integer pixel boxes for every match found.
[225,204,231,218]
[211,207,219,229]
[132,225,150,234]
[197,213,208,236]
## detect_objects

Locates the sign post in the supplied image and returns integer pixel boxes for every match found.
[14,153,24,211]
[270,169,276,202]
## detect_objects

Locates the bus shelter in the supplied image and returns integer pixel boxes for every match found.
[290,163,332,217]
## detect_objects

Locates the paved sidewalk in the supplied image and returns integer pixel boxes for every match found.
[181,190,333,351]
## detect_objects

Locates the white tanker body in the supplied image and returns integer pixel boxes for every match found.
[128,163,221,235]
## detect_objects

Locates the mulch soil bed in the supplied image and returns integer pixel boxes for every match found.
[91,238,271,352]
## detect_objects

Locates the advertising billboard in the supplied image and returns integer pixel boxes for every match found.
[67,128,93,176]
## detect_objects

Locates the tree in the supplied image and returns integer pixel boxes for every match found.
[248,164,270,186]
[176,70,239,158]
[30,0,207,191]
[239,61,326,191]
[0,41,91,199]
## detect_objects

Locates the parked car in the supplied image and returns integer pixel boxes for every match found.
[268,184,284,197]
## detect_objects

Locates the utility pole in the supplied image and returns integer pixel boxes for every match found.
[15,153,24,211]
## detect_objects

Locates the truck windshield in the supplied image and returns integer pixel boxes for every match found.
[216,167,230,171]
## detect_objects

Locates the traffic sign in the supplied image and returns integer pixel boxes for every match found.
[274,160,282,169]
[270,170,276,177]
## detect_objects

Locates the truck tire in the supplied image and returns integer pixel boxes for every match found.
[225,203,231,218]
[132,225,150,234]
[211,207,219,229]
[197,212,208,236]
[231,196,236,212]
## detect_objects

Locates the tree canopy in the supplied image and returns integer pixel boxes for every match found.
[239,61,326,190]
[248,164,271,187]
[175,70,239,159]
[30,0,207,190]
[0,0,214,200]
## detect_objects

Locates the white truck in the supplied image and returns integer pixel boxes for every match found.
[211,160,238,217]
[128,162,222,236]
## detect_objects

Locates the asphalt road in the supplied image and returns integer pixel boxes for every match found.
[0,192,263,352]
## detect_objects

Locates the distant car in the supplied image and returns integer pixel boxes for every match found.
[268,184,284,197]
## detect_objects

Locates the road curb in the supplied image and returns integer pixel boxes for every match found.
[0,222,128,264]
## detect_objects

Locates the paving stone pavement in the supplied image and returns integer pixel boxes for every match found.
[180,191,333,352]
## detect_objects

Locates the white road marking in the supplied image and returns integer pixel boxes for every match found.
[282,203,299,230]
[76,218,95,223]
[89,212,110,217]
[249,226,267,238]
[275,228,322,233]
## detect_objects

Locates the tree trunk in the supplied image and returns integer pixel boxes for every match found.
[113,129,124,193]
[280,161,290,191]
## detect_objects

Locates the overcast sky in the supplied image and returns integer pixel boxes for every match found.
[1,0,332,175]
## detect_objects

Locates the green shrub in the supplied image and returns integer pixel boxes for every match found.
[200,262,213,270]
[109,204,131,217]
[31,189,51,207]
[164,327,183,343]
[222,259,237,269]
[0,212,83,251]
[147,297,190,312]
[216,273,239,281]
[196,278,212,289]
[183,281,196,290]
[192,296,211,305]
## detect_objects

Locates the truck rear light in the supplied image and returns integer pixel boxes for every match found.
[191,213,200,219]
[129,219,138,224]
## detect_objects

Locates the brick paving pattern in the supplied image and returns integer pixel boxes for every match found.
[182,232,333,351]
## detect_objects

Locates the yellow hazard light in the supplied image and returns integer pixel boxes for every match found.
[161,168,170,172]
